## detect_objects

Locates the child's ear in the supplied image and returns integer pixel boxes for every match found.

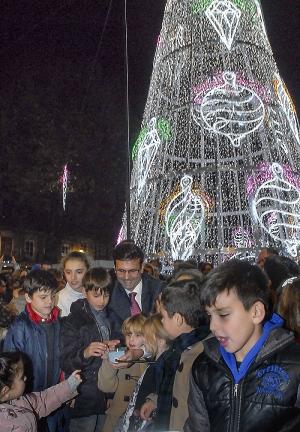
[0,385,10,402]
[252,301,265,324]
[24,293,32,304]
[174,312,184,327]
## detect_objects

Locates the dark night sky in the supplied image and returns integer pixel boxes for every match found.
[1,0,299,243]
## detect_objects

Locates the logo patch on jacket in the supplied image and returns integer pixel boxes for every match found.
[256,365,289,400]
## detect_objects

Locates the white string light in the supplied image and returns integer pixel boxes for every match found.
[165,175,206,260]
[205,0,241,51]
[122,0,300,263]
[61,164,69,211]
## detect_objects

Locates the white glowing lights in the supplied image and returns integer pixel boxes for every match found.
[232,226,253,248]
[123,0,300,263]
[194,72,265,147]
[61,164,69,211]
[205,0,241,50]
[250,163,300,257]
[165,175,205,260]
[135,117,161,197]
[274,74,300,146]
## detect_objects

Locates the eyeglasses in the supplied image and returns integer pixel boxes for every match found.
[115,269,140,275]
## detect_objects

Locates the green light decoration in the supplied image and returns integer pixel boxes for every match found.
[122,0,300,263]
[131,118,171,161]
[192,0,211,14]
[157,119,172,141]
[192,0,256,15]
[132,128,147,161]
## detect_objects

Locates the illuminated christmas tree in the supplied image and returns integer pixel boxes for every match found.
[124,0,300,263]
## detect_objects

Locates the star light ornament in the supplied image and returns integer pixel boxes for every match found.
[194,71,265,147]
[165,175,206,261]
[205,0,241,50]
[250,163,300,257]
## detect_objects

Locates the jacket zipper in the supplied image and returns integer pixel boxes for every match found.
[230,382,242,432]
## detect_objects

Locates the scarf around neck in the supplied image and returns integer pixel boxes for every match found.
[156,327,208,430]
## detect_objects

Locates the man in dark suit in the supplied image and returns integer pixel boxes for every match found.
[108,241,163,339]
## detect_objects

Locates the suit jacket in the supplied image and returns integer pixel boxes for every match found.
[107,273,163,339]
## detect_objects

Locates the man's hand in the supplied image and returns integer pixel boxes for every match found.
[83,342,108,359]
[140,399,156,420]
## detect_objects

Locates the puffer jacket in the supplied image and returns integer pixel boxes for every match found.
[3,308,60,391]
[60,299,111,417]
[185,328,300,432]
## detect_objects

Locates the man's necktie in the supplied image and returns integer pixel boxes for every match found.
[129,292,142,316]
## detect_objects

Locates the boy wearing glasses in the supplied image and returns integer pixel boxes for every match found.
[108,241,163,340]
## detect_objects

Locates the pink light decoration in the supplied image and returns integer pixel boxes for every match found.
[117,226,125,245]
[246,162,300,198]
[193,71,270,104]
[157,34,163,48]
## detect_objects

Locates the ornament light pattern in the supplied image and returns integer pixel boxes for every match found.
[249,163,300,257]
[122,0,300,264]
[164,175,207,260]
[205,0,241,50]
[273,74,300,146]
[232,226,253,248]
[134,118,161,197]
[194,71,265,147]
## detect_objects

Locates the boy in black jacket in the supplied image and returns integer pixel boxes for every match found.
[185,259,300,432]
[60,267,119,432]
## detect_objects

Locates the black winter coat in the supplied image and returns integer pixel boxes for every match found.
[107,273,164,341]
[60,299,111,418]
[185,328,300,432]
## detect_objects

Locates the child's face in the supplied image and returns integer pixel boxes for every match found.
[25,289,56,318]
[206,289,264,362]
[8,360,26,400]
[84,289,110,311]
[125,330,144,349]
[160,304,182,340]
[64,259,87,292]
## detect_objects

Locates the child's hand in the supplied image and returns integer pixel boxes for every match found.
[67,370,82,392]
[140,400,155,420]
[71,370,82,383]
[103,339,120,351]
[84,342,108,359]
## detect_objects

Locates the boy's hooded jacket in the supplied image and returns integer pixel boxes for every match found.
[185,322,300,432]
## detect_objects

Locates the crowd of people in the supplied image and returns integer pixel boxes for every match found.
[1,243,300,432]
